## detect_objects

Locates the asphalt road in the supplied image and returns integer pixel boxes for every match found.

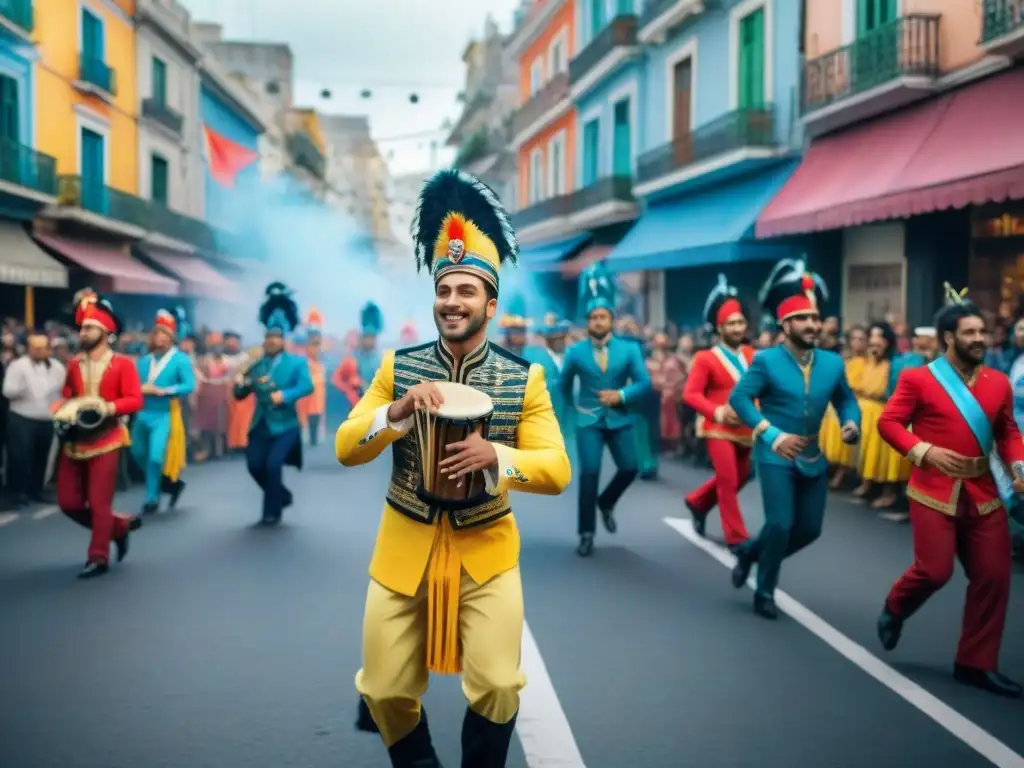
[2,441,1023,768]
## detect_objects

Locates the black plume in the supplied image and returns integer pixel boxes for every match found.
[259,282,299,332]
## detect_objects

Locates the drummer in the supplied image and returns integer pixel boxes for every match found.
[335,169,571,768]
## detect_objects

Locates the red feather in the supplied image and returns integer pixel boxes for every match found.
[801,274,814,292]
[447,217,464,242]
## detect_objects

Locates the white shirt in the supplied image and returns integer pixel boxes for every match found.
[2,355,66,420]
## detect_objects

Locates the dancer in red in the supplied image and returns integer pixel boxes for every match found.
[682,274,753,548]
[876,284,1023,697]
[55,296,144,579]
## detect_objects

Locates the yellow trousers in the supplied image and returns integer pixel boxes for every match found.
[356,565,526,748]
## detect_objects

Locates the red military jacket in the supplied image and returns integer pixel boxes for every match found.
[877,364,1024,516]
[60,349,144,459]
[682,344,755,445]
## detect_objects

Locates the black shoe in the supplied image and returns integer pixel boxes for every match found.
[128,516,143,532]
[461,706,517,768]
[114,534,129,562]
[78,561,109,579]
[355,697,380,733]
[597,501,617,534]
[168,480,186,509]
[577,534,594,557]
[731,549,753,588]
[753,593,778,619]
[686,501,707,538]
[387,707,439,767]
[283,490,294,509]
[877,608,903,651]
[953,664,1023,698]
[142,502,158,515]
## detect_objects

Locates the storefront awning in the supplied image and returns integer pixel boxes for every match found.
[519,234,589,267]
[139,245,240,302]
[605,163,798,273]
[0,221,69,288]
[34,233,179,295]
[757,67,1024,238]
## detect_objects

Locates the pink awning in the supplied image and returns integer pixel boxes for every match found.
[140,246,240,302]
[33,233,179,295]
[757,67,1024,238]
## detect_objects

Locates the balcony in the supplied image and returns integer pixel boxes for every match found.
[568,175,638,229]
[454,129,493,171]
[509,194,573,243]
[980,0,1024,58]
[638,0,704,45]
[0,0,33,39]
[801,14,940,138]
[635,106,779,197]
[141,98,184,137]
[286,131,325,179]
[148,204,216,252]
[569,16,641,100]
[74,55,117,102]
[511,72,570,146]
[0,139,58,203]
[55,175,150,237]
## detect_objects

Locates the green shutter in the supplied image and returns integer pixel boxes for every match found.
[151,154,169,204]
[857,0,896,36]
[0,75,18,142]
[152,58,167,105]
[583,119,599,186]
[82,9,102,60]
[738,8,765,109]
[590,0,605,37]
[612,99,631,176]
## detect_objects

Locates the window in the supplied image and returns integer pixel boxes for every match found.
[0,74,18,143]
[529,148,544,204]
[589,0,606,38]
[582,117,600,186]
[81,8,104,62]
[529,58,544,96]
[151,154,169,205]
[80,127,105,213]
[550,37,566,75]
[737,8,765,109]
[151,57,167,105]
[857,0,896,35]
[549,133,565,195]
[612,98,631,176]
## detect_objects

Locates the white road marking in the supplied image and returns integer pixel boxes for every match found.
[518,619,587,767]
[32,505,59,520]
[663,517,1024,768]
[0,513,17,526]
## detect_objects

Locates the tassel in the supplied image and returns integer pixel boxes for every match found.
[162,398,188,482]
[425,516,463,675]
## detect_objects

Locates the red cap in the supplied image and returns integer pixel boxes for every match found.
[154,309,177,336]
[776,274,819,321]
[82,303,118,334]
[73,291,98,327]
[715,298,744,327]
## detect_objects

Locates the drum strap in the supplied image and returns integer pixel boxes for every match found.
[426,516,463,675]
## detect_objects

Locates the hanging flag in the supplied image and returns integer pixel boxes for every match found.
[202,125,259,188]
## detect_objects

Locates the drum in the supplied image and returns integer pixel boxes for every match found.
[414,381,494,510]
[52,396,112,442]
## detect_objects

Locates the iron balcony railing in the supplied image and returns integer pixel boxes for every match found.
[148,203,217,251]
[141,98,184,135]
[58,175,150,230]
[569,175,635,212]
[286,132,325,179]
[801,14,940,115]
[637,106,776,185]
[79,54,117,96]
[0,0,33,32]
[982,0,1024,43]
[0,139,57,196]
[569,15,638,85]
[509,194,572,230]
[511,72,569,138]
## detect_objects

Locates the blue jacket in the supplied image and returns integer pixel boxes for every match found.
[524,344,568,425]
[560,335,651,431]
[233,351,314,436]
[729,345,860,467]
[136,348,196,414]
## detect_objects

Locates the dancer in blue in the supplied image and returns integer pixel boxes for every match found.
[728,259,861,619]
[233,283,314,526]
[132,307,196,515]
[561,263,651,557]
[525,312,574,451]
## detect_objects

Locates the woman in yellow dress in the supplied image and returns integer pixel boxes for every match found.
[853,322,908,508]
[823,326,868,489]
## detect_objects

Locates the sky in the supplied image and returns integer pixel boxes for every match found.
[180,0,522,175]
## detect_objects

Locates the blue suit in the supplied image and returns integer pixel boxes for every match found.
[233,351,314,522]
[729,345,860,599]
[132,348,196,507]
[523,344,573,450]
[561,335,652,536]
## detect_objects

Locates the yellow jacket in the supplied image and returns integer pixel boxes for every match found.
[335,349,572,596]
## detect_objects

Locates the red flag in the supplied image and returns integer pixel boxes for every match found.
[203,125,259,188]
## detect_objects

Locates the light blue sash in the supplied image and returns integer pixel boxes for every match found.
[928,357,1015,508]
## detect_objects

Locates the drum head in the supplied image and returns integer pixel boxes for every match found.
[433,381,493,419]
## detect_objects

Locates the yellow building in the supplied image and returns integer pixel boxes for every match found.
[35,0,138,196]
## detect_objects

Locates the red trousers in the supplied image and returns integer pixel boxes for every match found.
[685,438,751,546]
[886,495,1011,671]
[57,450,129,564]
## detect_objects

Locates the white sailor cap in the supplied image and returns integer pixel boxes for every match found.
[914,326,936,337]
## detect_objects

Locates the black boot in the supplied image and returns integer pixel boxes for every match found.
[753,592,778,620]
[877,608,903,651]
[686,499,707,538]
[168,480,186,509]
[731,548,753,588]
[461,707,517,768]
[953,664,1023,698]
[577,534,594,557]
[387,708,441,768]
[355,697,380,733]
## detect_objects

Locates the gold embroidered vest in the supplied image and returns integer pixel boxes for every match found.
[387,340,529,529]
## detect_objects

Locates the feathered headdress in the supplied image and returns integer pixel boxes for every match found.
[703,273,745,330]
[410,169,518,294]
[259,282,299,335]
[80,294,121,337]
[360,301,383,336]
[71,287,98,327]
[578,262,616,318]
[541,312,571,336]
[758,258,828,322]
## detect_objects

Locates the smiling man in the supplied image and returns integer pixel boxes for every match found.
[335,169,571,768]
